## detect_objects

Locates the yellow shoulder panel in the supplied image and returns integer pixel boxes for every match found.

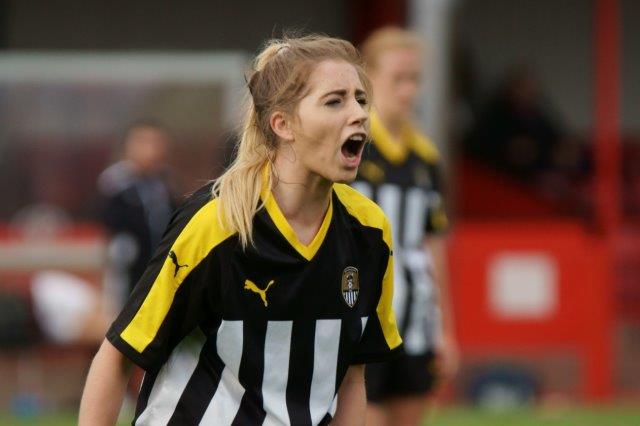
[408,130,440,164]
[120,198,234,353]
[369,111,440,166]
[333,184,392,250]
[379,252,403,350]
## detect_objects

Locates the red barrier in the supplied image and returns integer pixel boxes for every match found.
[449,220,614,400]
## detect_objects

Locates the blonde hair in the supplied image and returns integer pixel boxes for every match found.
[360,26,423,72]
[212,34,371,248]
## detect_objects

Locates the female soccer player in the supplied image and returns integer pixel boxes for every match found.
[79,35,402,426]
[354,27,459,426]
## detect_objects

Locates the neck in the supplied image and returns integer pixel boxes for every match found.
[376,108,405,139]
[270,151,332,231]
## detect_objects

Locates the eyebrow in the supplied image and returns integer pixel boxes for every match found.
[321,88,367,99]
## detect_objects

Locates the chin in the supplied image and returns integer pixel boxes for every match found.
[332,170,358,184]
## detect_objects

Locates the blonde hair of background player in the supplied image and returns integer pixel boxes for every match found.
[360,26,423,72]
[211,35,372,248]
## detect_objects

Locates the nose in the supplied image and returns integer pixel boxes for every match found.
[349,99,369,127]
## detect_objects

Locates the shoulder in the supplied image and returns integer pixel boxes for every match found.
[333,184,392,249]
[97,161,136,196]
[410,131,441,165]
[333,184,385,226]
[169,183,235,253]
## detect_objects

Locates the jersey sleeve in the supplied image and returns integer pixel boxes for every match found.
[424,163,449,235]
[106,185,230,370]
[351,216,403,364]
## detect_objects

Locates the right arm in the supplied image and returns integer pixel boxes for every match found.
[79,339,132,426]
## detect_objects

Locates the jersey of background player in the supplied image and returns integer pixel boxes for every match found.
[107,176,402,426]
[353,113,448,356]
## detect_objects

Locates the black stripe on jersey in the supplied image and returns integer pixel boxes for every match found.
[286,320,316,426]
[399,266,415,335]
[351,313,403,365]
[334,321,353,393]
[253,208,310,264]
[133,368,160,423]
[320,413,333,425]
[167,322,224,425]
[335,317,355,393]
[231,321,268,425]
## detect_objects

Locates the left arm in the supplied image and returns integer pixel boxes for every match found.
[425,235,459,379]
[331,364,366,426]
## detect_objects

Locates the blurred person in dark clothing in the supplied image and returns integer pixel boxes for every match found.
[465,66,563,179]
[98,120,177,306]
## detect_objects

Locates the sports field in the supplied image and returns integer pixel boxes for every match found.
[1,406,639,426]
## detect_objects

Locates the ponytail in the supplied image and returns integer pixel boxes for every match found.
[211,102,272,249]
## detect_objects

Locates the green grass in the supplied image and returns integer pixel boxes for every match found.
[0,411,133,426]
[1,406,639,425]
[427,406,640,426]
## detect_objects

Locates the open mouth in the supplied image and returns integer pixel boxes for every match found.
[341,133,366,161]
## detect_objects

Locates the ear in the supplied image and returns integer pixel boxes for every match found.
[270,111,295,142]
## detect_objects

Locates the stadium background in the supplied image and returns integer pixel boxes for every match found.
[0,0,638,424]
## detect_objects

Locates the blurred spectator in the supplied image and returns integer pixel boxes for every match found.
[97,119,177,307]
[465,66,563,180]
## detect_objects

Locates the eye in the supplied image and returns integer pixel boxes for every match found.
[357,97,368,106]
[325,98,342,107]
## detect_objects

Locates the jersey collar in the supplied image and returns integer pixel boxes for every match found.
[260,165,333,261]
[370,111,439,165]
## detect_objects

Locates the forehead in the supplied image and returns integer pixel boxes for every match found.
[128,127,168,143]
[306,59,364,93]
[375,48,422,74]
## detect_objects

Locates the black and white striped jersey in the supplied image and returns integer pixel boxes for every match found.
[353,113,448,356]
[106,174,402,425]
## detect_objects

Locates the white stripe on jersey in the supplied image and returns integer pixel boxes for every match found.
[216,320,244,375]
[377,184,401,244]
[200,321,245,425]
[403,249,434,354]
[135,329,205,425]
[200,367,245,425]
[330,394,338,417]
[404,187,427,247]
[360,316,368,338]
[309,320,342,424]
[377,184,408,325]
[262,321,293,426]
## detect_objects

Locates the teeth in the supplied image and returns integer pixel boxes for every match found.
[349,134,364,142]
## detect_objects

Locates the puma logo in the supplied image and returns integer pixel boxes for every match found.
[244,279,276,307]
[168,250,188,277]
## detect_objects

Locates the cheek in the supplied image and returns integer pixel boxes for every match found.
[299,113,339,150]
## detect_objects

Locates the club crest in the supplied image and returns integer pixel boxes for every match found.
[341,266,359,308]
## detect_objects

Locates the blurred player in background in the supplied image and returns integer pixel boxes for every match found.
[98,120,177,308]
[354,27,458,426]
